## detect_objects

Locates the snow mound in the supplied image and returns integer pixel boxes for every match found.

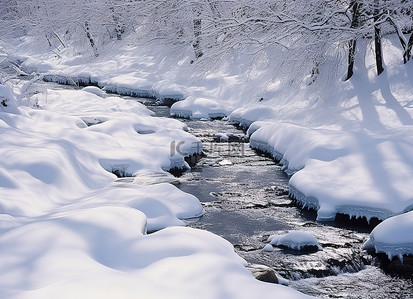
[82,86,105,97]
[214,133,229,142]
[267,231,323,251]
[152,80,188,103]
[229,106,279,129]
[363,211,413,261]
[170,96,230,119]
[0,84,21,115]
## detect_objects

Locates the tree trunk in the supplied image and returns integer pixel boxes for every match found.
[386,16,408,63]
[374,2,384,76]
[346,39,357,80]
[345,1,361,81]
[374,25,384,75]
[192,5,203,59]
[85,22,99,57]
[406,32,413,62]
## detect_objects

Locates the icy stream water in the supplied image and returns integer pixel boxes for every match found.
[140,104,413,298]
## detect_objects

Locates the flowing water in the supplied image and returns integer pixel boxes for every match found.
[143,105,413,298]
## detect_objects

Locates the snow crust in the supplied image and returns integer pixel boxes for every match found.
[267,231,323,251]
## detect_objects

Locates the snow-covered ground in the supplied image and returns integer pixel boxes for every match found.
[0,77,314,296]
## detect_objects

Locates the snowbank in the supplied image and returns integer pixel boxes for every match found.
[17,45,188,104]
[227,38,413,224]
[363,211,413,261]
[248,122,413,222]
[0,221,312,299]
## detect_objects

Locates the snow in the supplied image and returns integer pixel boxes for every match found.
[81,86,104,97]
[0,84,21,115]
[0,81,312,297]
[102,75,155,98]
[267,231,323,251]
[262,244,274,252]
[4,28,413,290]
[215,132,229,142]
[363,211,413,261]
[218,159,233,166]
[152,80,188,103]
[170,96,231,119]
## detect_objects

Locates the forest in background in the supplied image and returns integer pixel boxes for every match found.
[2,0,413,85]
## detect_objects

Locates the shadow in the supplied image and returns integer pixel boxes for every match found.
[379,70,413,125]
[348,45,386,131]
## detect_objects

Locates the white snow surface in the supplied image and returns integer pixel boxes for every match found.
[170,96,231,119]
[0,85,312,297]
[363,210,413,260]
[268,231,323,251]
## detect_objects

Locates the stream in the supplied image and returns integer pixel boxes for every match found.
[8,71,413,298]
[143,103,413,298]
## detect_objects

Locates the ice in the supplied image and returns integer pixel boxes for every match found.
[267,231,323,251]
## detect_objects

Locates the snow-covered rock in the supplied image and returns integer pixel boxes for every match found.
[267,231,323,251]
[0,84,21,115]
[82,86,105,97]
[170,96,231,119]
[363,211,413,261]
[152,80,188,103]
[214,132,229,142]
